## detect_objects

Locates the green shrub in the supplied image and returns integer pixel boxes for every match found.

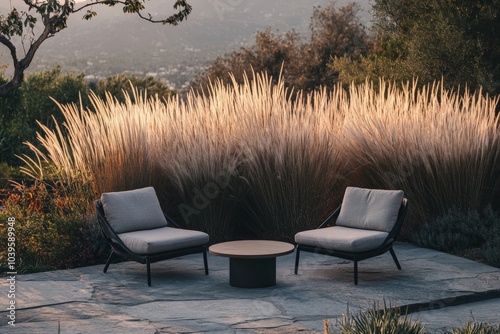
[1,67,175,168]
[93,73,175,103]
[410,207,500,265]
[21,66,90,130]
[1,67,90,166]
[410,208,485,253]
[0,75,25,165]
[0,180,108,273]
[483,234,500,268]
[0,163,22,180]
[192,2,372,94]
[336,0,500,96]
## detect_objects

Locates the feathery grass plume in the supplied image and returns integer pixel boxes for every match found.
[155,77,244,240]
[235,73,348,240]
[341,79,500,231]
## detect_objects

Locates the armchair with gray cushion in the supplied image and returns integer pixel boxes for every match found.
[294,187,408,285]
[95,186,209,286]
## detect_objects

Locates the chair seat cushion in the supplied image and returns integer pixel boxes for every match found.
[118,227,209,255]
[294,226,389,253]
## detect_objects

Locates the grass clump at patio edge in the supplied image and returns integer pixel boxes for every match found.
[2,71,500,273]
[326,303,425,334]
[325,303,500,334]
[450,321,500,334]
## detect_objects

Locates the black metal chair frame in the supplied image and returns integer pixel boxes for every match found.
[95,199,209,286]
[294,198,408,285]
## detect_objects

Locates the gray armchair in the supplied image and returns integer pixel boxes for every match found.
[95,186,209,286]
[294,187,408,284]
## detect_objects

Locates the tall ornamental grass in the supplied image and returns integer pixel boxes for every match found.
[21,72,500,241]
[341,80,500,232]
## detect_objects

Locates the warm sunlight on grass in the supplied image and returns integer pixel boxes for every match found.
[20,73,500,240]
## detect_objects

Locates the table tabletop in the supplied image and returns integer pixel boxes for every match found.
[209,240,295,259]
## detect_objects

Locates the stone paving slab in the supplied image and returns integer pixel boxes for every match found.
[1,242,499,333]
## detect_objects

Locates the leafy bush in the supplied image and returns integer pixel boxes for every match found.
[0,180,108,273]
[410,208,486,253]
[21,66,91,128]
[192,2,372,93]
[0,67,90,166]
[337,0,500,96]
[0,163,22,179]
[410,207,500,266]
[482,234,500,268]
[91,73,175,103]
[1,67,175,167]
[0,75,25,165]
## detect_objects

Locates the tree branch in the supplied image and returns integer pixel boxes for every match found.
[1,0,192,95]
[74,0,192,26]
[0,36,22,95]
[0,22,54,95]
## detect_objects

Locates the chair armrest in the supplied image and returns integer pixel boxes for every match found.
[317,205,341,229]
[95,199,132,251]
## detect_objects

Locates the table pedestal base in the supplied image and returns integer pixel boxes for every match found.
[229,257,276,288]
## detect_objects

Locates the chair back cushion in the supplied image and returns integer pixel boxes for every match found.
[336,187,404,232]
[101,187,168,234]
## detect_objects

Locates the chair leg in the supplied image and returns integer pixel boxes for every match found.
[354,259,358,285]
[103,251,115,273]
[294,247,301,274]
[389,247,402,270]
[146,258,151,287]
[203,249,209,275]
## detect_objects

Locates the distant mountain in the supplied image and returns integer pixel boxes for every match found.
[1,0,372,89]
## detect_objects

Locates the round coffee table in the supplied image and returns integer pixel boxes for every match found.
[209,240,295,288]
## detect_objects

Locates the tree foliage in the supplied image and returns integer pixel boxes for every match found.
[0,0,192,95]
[0,67,90,165]
[333,0,500,95]
[191,2,371,93]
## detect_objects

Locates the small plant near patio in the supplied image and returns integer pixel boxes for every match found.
[326,303,426,334]
[324,306,500,334]
[449,320,500,334]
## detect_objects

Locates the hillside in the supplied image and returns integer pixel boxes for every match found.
[1,0,372,89]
